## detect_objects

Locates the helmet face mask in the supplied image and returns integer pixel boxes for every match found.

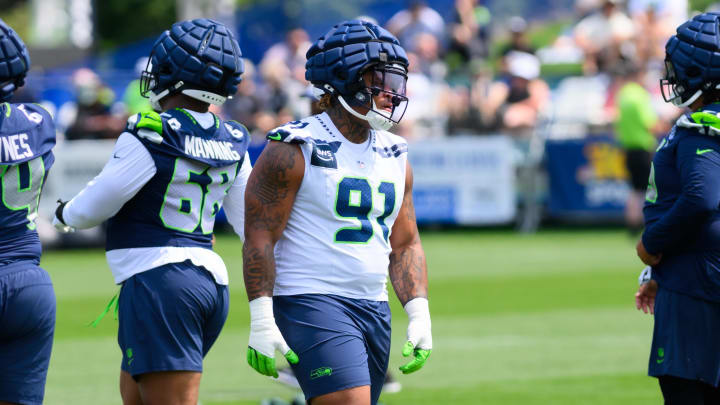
[660,60,683,105]
[139,58,157,99]
[352,64,409,125]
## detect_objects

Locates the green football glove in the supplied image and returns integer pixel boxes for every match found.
[399,298,432,374]
[399,341,431,374]
[246,346,299,378]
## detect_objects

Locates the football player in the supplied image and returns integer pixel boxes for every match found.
[0,19,57,405]
[636,12,720,404]
[53,19,250,405]
[243,20,432,405]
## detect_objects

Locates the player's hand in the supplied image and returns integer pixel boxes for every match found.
[400,298,432,374]
[635,279,658,314]
[52,200,75,233]
[636,239,661,266]
[247,297,298,378]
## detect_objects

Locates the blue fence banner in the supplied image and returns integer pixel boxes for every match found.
[545,136,630,219]
[409,136,516,225]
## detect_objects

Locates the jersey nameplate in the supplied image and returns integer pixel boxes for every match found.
[184,135,242,161]
[0,133,34,163]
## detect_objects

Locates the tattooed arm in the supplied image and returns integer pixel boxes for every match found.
[389,160,428,305]
[243,140,304,376]
[390,160,432,374]
[243,141,304,301]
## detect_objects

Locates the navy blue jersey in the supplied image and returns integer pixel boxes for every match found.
[642,103,720,302]
[0,103,55,264]
[106,109,250,251]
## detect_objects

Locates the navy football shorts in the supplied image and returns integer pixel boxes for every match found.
[274,294,391,405]
[117,260,228,378]
[0,261,55,405]
[649,287,720,387]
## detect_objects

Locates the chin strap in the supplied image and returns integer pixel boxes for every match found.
[674,89,703,107]
[337,94,394,131]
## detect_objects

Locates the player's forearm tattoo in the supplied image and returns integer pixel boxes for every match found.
[389,243,428,305]
[389,195,428,306]
[243,242,276,300]
[326,105,370,144]
[243,143,299,300]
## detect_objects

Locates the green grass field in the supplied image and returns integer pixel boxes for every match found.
[42,229,661,404]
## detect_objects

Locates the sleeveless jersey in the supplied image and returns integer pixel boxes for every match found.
[106,108,250,252]
[0,103,56,264]
[270,113,408,301]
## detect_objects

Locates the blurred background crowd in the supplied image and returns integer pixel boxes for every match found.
[7,0,720,232]
[9,0,697,143]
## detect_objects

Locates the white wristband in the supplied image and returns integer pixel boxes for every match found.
[404,297,430,320]
[249,296,274,321]
[638,266,652,286]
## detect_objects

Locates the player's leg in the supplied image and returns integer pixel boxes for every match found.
[136,371,202,405]
[273,294,374,405]
[117,261,228,404]
[119,370,142,405]
[658,376,704,405]
[702,381,720,403]
[0,263,55,405]
[120,368,201,405]
[310,386,370,405]
[624,149,651,234]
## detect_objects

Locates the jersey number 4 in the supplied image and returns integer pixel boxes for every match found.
[334,177,396,244]
[160,158,237,234]
[1,157,45,230]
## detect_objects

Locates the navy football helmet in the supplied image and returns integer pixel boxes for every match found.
[140,18,244,111]
[0,19,30,102]
[305,20,409,131]
[661,12,720,107]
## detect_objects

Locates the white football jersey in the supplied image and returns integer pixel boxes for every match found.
[271,112,408,301]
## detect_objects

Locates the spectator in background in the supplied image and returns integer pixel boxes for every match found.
[574,0,635,75]
[260,28,310,84]
[500,17,536,57]
[630,1,676,70]
[445,0,491,75]
[446,85,484,135]
[386,0,444,52]
[399,51,449,140]
[224,59,264,132]
[122,57,152,116]
[482,51,549,133]
[413,32,447,82]
[498,17,537,79]
[613,62,659,234]
[257,61,290,114]
[65,68,125,140]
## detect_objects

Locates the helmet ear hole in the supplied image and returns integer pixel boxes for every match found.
[334,68,347,80]
[686,65,702,77]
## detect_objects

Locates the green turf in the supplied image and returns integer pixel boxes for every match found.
[41,229,661,404]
